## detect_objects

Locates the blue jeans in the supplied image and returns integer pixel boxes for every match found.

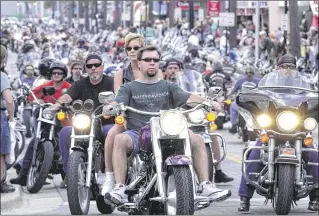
[59,124,114,172]
[0,111,11,154]
[229,101,238,125]
[238,139,319,198]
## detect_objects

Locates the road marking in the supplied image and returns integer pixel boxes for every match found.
[226,153,242,164]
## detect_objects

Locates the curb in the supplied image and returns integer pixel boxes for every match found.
[1,185,24,213]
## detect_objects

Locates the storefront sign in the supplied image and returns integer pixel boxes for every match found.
[237,1,268,8]
[175,0,200,10]
[207,1,220,17]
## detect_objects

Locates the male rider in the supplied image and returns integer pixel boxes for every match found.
[50,53,114,188]
[237,54,319,212]
[165,58,234,183]
[10,61,71,186]
[103,45,231,205]
[228,66,260,134]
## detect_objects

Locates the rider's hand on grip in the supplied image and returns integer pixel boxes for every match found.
[102,104,114,115]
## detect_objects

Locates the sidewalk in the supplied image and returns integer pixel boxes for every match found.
[1,169,24,214]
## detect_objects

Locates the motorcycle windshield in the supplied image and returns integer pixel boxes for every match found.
[258,70,315,91]
[175,70,206,96]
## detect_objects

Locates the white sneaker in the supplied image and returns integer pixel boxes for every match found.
[197,181,231,202]
[104,184,128,205]
[101,173,115,196]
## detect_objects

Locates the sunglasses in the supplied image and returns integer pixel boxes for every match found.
[281,65,295,69]
[52,71,64,75]
[141,58,160,63]
[86,63,102,69]
[126,46,141,52]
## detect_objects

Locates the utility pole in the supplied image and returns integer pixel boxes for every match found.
[228,0,237,50]
[95,0,98,33]
[114,1,121,29]
[189,0,195,30]
[68,1,72,28]
[255,1,260,64]
[283,0,288,55]
[85,1,90,32]
[148,0,154,23]
[289,0,301,58]
[168,0,175,27]
[102,0,107,29]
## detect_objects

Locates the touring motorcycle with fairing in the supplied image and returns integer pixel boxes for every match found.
[237,71,319,215]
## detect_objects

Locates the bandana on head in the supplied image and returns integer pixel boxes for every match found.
[85,54,102,64]
[167,62,179,67]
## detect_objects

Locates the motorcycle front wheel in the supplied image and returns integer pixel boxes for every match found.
[27,141,54,193]
[23,109,33,138]
[275,164,295,215]
[67,151,90,215]
[165,166,195,215]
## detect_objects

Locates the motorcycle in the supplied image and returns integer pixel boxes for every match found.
[26,86,66,193]
[238,71,319,215]
[98,91,215,215]
[66,99,114,215]
[175,70,227,182]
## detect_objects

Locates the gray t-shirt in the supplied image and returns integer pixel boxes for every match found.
[115,79,191,130]
[1,71,11,109]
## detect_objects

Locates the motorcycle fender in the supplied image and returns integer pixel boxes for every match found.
[275,148,298,164]
[164,155,192,167]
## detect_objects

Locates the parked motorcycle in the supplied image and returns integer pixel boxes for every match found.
[238,72,319,215]
[98,91,214,215]
[66,99,114,215]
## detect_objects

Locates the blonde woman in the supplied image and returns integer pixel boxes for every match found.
[102,34,164,195]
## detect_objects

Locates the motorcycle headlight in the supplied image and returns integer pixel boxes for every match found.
[256,114,271,128]
[160,111,186,136]
[43,108,54,120]
[188,109,205,124]
[304,118,317,131]
[73,114,91,130]
[276,111,299,132]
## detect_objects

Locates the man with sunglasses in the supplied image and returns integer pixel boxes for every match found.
[103,45,231,205]
[227,65,260,134]
[49,53,114,188]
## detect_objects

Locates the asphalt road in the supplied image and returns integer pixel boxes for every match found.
[2,51,318,215]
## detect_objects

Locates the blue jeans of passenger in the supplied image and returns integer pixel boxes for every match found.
[229,101,238,125]
[238,139,319,198]
[59,124,114,173]
[17,116,38,167]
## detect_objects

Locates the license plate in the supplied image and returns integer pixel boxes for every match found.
[280,148,295,156]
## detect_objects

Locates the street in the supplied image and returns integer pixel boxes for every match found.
[1,51,319,215]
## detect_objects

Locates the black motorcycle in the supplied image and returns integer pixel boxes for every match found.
[26,87,67,193]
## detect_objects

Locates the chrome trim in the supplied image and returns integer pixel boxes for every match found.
[295,139,302,185]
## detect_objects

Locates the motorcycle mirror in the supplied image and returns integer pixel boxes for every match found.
[208,87,222,97]
[98,92,114,104]
[42,86,55,96]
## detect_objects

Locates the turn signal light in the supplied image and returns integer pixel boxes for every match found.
[103,115,111,119]
[57,112,66,121]
[304,137,313,147]
[210,123,218,131]
[206,112,216,122]
[115,116,125,125]
[260,133,269,144]
[225,99,232,105]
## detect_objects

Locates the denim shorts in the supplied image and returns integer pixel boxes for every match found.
[0,110,11,154]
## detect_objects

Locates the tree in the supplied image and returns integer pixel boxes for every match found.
[229,0,237,50]
[288,0,301,58]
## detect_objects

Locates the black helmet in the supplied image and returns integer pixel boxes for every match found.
[22,43,35,53]
[38,57,55,78]
[212,61,223,72]
[277,54,297,67]
[159,61,166,72]
[49,61,68,78]
[165,58,184,70]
